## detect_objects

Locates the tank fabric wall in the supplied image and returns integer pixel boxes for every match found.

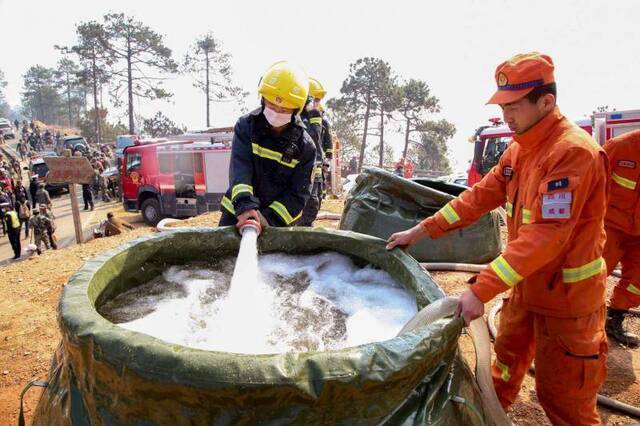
[340,168,502,264]
[33,227,487,425]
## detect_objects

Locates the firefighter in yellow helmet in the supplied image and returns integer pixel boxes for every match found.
[298,77,334,226]
[219,61,317,230]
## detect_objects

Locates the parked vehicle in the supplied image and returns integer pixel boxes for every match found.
[55,135,89,155]
[121,132,233,225]
[115,135,139,160]
[467,117,593,187]
[436,173,469,187]
[29,153,68,193]
[342,173,359,194]
[0,120,14,139]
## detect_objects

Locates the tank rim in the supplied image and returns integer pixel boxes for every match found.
[58,226,454,387]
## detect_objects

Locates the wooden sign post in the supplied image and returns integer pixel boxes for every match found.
[44,151,95,244]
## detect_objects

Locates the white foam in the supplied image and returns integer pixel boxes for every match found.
[101,240,417,354]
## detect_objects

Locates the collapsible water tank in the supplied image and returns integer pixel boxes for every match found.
[34,227,487,424]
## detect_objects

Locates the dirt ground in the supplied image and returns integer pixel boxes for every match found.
[432,271,640,426]
[1,200,638,424]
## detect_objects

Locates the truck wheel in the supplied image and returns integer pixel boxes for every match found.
[141,198,162,226]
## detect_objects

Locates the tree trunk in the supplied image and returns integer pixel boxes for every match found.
[378,106,384,168]
[91,54,101,144]
[66,73,72,127]
[37,87,43,122]
[358,94,371,173]
[205,50,210,128]
[403,117,411,160]
[83,87,88,114]
[127,39,135,134]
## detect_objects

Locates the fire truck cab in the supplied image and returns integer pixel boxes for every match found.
[467,117,594,187]
[121,134,233,225]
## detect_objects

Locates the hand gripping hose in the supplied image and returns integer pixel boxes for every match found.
[419,262,640,420]
[398,296,511,426]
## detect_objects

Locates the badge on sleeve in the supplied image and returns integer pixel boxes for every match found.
[618,160,636,169]
[547,177,569,191]
[503,166,513,180]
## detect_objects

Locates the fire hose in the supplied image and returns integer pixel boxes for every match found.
[420,262,640,420]
[156,218,181,231]
[488,299,640,419]
[398,296,511,426]
[316,212,342,221]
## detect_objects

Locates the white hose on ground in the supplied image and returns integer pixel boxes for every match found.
[398,296,511,426]
[156,218,181,231]
[315,212,342,221]
[421,262,640,420]
[488,299,640,419]
[420,263,487,273]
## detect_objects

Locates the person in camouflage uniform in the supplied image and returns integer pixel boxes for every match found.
[39,204,57,249]
[35,183,52,210]
[29,209,51,255]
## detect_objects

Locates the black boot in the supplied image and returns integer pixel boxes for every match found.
[606,308,640,348]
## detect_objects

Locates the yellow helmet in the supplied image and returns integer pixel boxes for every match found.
[308,77,327,100]
[258,61,309,112]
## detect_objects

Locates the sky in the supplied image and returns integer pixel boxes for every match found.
[1,0,639,172]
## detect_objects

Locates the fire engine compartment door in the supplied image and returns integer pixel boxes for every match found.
[611,122,640,139]
[202,150,231,211]
[204,151,231,194]
[157,152,198,217]
[193,153,205,195]
[594,117,606,145]
[173,153,197,216]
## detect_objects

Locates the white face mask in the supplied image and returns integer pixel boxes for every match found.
[263,106,292,128]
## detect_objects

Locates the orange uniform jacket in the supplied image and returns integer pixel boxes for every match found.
[603,129,640,235]
[422,108,609,318]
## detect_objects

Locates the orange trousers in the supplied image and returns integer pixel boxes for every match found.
[492,293,608,425]
[603,226,640,310]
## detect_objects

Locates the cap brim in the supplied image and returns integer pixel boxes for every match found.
[486,87,535,105]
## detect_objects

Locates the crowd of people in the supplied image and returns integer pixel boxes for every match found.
[0,152,59,260]
[0,121,120,260]
[11,120,60,156]
[81,145,119,208]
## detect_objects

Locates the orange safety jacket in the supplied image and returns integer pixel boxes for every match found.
[421,107,609,318]
[603,129,640,235]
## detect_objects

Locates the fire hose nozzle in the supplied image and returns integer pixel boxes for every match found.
[238,218,262,236]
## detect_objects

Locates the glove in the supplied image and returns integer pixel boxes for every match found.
[236,209,268,234]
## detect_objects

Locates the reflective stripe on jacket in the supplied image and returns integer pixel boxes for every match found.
[221,108,316,226]
[603,129,640,235]
[421,107,608,318]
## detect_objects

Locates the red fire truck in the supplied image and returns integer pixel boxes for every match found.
[121,133,233,225]
[468,109,640,186]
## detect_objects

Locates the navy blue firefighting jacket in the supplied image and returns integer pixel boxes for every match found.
[221,108,316,226]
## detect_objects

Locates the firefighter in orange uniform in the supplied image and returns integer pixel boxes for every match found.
[387,52,609,425]
[602,129,640,347]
